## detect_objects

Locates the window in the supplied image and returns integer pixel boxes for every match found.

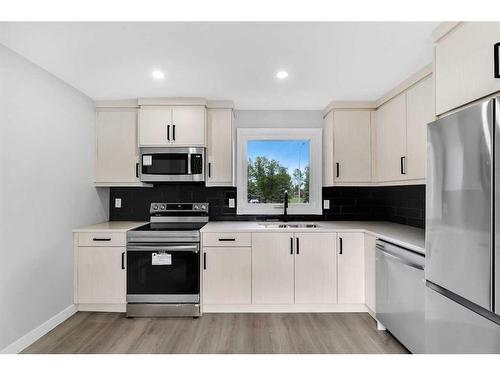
[237,128,322,215]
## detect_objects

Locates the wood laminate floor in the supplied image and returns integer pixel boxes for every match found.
[22,312,409,354]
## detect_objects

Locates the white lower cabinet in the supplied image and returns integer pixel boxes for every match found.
[202,230,368,310]
[364,234,377,313]
[252,233,295,304]
[75,246,126,305]
[294,233,337,304]
[337,232,365,304]
[202,247,251,305]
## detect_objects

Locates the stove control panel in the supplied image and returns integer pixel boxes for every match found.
[150,202,209,214]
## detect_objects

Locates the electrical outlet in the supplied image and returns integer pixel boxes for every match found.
[228,198,235,208]
[323,199,330,210]
[115,198,122,208]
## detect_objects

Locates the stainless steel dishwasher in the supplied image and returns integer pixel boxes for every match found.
[376,239,425,353]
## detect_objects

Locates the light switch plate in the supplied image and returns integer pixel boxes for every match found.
[228,198,235,208]
[323,200,330,209]
[115,198,122,208]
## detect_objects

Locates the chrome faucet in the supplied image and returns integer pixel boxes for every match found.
[283,190,289,222]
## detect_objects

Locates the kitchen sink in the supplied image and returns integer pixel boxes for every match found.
[259,223,320,229]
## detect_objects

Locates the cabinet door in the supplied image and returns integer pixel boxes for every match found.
[171,106,206,146]
[337,232,365,304]
[323,111,335,186]
[95,109,140,184]
[207,109,233,186]
[76,246,126,304]
[202,247,251,305]
[435,22,500,115]
[333,110,372,183]
[138,106,171,146]
[406,76,434,180]
[373,93,407,182]
[364,234,376,312]
[252,233,295,304]
[295,233,337,304]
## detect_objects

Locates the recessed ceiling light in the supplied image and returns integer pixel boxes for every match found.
[276,71,289,79]
[152,70,165,80]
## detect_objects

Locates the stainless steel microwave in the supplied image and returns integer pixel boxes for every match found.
[139,147,205,182]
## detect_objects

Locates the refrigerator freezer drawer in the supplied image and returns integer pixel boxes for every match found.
[426,286,500,353]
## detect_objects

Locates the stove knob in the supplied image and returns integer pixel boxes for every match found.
[160,204,166,210]
[193,204,199,210]
[153,204,158,210]
[201,205,206,211]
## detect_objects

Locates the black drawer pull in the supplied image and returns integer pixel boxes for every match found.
[203,252,207,270]
[290,237,293,255]
[121,252,125,270]
[400,156,406,175]
[167,124,170,141]
[336,162,340,178]
[93,238,111,241]
[208,162,211,178]
[218,238,236,242]
[296,237,300,255]
[173,124,176,141]
[339,237,343,255]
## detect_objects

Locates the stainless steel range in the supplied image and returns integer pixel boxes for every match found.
[126,202,208,317]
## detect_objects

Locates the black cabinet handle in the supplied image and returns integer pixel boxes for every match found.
[208,163,211,178]
[121,252,125,270]
[290,237,293,255]
[173,125,176,141]
[400,156,406,175]
[218,238,235,242]
[167,124,170,141]
[296,237,300,255]
[203,252,207,270]
[93,238,111,241]
[135,162,140,178]
[336,162,340,178]
[339,237,343,255]
[495,42,500,78]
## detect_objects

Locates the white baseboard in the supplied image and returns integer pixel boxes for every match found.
[77,303,125,312]
[202,304,367,313]
[0,304,77,354]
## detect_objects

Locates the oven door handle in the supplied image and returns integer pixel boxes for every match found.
[127,244,199,253]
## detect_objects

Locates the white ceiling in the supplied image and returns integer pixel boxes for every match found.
[0,22,439,110]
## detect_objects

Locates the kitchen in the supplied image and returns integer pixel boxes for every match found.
[1,6,500,371]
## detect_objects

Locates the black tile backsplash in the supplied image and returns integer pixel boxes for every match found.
[109,184,425,228]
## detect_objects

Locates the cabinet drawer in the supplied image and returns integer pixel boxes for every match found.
[78,232,126,247]
[203,232,251,247]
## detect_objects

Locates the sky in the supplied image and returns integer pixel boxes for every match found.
[247,140,310,174]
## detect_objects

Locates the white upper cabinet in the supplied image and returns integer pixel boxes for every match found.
[435,22,500,115]
[95,108,141,186]
[373,93,407,182]
[323,110,335,186]
[406,76,434,180]
[138,106,206,147]
[337,232,365,305]
[333,110,372,183]
[294,232,337,304]
[171,106,206,146]
[206,109,233,186]
[251,232,295,305]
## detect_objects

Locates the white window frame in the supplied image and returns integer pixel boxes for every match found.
[236,128,322,215]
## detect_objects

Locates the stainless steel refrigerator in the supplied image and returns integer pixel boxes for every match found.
[426,96,500,353]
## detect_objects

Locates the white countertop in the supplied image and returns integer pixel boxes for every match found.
[73,221,147,233]
[201,221,425,254]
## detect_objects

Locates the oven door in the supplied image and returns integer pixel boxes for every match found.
[140,147,205,182]
[127,243,200,304]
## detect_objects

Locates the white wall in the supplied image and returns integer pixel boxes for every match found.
[235,110,323,128]
[0,44,109,351]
